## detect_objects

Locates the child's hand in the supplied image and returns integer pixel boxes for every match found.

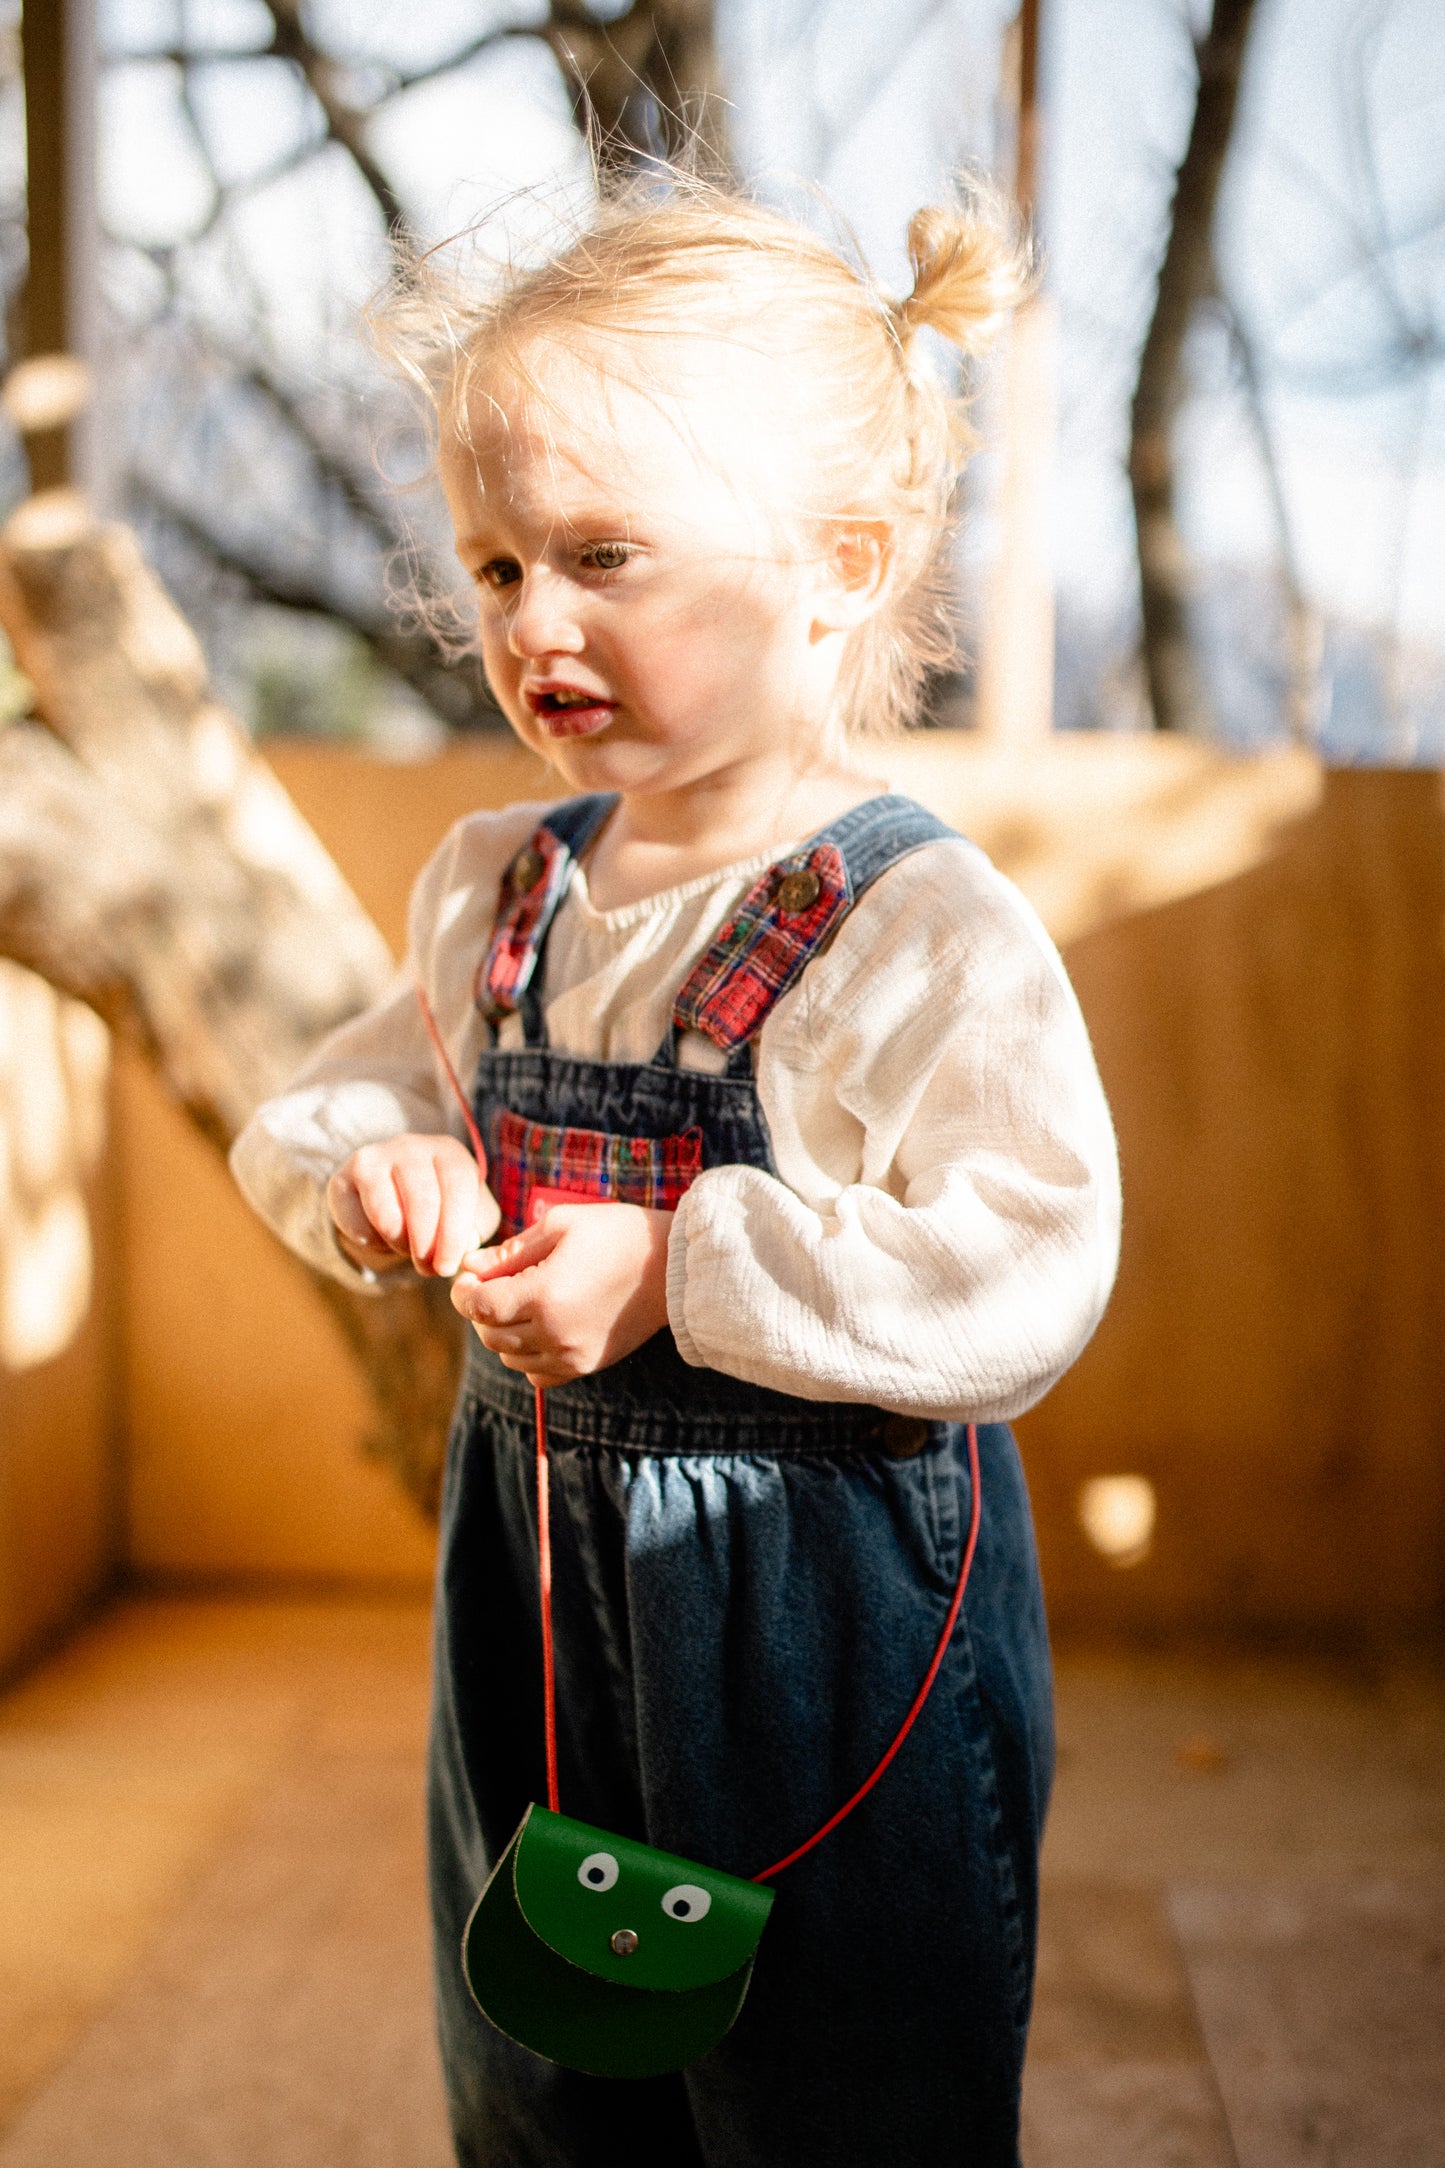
[328,1134,487,1278]
[451,1203,672,1386]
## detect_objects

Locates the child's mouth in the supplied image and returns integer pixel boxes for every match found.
[526,687,617,739]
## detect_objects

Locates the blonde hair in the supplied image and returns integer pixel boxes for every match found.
[379,177,1031,737]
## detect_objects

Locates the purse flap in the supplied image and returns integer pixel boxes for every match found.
[512,1805,774,1993]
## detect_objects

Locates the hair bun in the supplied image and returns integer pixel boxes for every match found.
[891,195,1032,358]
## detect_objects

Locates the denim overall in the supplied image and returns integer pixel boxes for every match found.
[428,793,1055,2168]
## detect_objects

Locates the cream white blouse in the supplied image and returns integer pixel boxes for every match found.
[230,798,1121,1424]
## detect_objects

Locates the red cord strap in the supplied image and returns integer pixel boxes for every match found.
[532,1384,982,1884]
[415,986,488,1178]
[535,1385,561,1814]
[750,1416,981,1883]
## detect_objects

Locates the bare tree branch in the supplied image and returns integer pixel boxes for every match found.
[167,56,322,248]
[97,4,733,757]
[1129,0,1258,733]
[260,0,417,248]
[133,478,497,733]
[229,356,404,554]
[546,0,734,176]
[393,30,536,95]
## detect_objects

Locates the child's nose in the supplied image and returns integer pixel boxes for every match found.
[507,569,584,659]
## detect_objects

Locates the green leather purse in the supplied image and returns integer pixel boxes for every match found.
[463,1804,775,2079]
[455,1381,979,2079]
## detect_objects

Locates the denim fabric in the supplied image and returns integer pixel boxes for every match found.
[428,795,1055,2167]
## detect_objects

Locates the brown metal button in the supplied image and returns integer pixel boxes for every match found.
[776,867,821,916]
[509,847,545,896]
[610,1928,639,1957]
[879,1415,929,1459]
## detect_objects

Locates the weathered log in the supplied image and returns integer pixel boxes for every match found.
[0,492,461,1514]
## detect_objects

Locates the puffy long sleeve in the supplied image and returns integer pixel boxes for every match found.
[228,801,546,1288]
[665,840,1120,1422]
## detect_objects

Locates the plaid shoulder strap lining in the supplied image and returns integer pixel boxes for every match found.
[475,794,616,1020]
[672,843,851,1052]
[673,795,957,1052]
[479,791,957,1048]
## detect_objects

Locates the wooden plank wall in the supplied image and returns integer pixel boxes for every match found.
[8,739,1445,1634]
[1022,766,1445,1633]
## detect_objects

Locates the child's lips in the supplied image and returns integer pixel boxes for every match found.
[525,685,617,739]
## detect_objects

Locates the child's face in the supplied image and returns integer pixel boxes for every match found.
[440,342,852,799]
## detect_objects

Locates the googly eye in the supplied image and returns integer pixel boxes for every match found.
[661,1882,711,1922]
[578,1852,619,1892]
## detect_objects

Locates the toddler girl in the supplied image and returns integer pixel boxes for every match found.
[233,180,1120,2168]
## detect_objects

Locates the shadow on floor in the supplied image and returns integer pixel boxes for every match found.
[1,1599,1441,2166]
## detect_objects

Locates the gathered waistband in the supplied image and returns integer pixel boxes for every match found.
[459,1335,938,1460]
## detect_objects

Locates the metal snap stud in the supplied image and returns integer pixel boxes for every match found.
[777,867,821,915]
[610,1928,639,1957]
[509,847,545,895]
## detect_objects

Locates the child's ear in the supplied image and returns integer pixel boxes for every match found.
[813,519,893,631]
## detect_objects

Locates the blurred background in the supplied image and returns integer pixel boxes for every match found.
[6,0,1443,750]
[0,5,1442,2165]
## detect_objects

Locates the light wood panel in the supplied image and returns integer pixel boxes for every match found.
[100,738,1445,1621]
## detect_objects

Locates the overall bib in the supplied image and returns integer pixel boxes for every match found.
[428,793,1055,2168]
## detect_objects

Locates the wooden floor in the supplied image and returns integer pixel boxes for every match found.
[0,1597,1441,2166]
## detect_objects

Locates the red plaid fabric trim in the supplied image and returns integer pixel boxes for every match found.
[489,1110,704,1237]
[475,827,571,1018]
[672,842,851,1050]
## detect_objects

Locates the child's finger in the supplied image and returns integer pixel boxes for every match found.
[466,1325,572,1380]
[328,1171,384,1247]
[349,1150,408,1248]
[431,1159,483,1278]
[451,1268,536,1328]
[470,1325,532,1358]
[494,1346,554,1376]
[460,1219,557,1283]
[484,1338,571,1384]
[394,1161,443,1272]
[522,1356,575,1387]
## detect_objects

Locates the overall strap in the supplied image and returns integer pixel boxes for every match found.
[475,793,619,1030]
[671,794,957,1055]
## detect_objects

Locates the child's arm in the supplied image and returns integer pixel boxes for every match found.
[230,804,546,1288]
[661,841,1122,1423]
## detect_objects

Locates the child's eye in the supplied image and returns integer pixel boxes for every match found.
[582,541,631,573]
[578,1851,619,1891]
[477,559,521,591]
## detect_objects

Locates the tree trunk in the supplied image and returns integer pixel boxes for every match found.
[1129,0,1257,733]
[0,491,461,1514]
[547,0,733,177]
